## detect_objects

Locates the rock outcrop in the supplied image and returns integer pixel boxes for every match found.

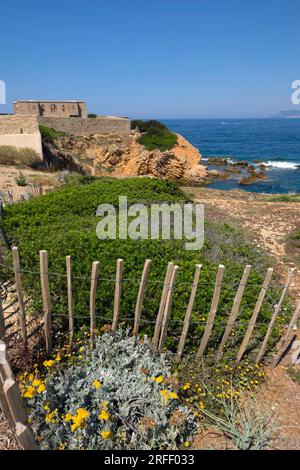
[41,131,209,183]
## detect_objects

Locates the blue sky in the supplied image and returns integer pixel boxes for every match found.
[1,0,299,118]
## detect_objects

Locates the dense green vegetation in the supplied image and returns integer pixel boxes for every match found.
[266,194,300,202]
[132,120,178,152]
[39,125,67,143]
[1,177,290,356]
[87,113,97,118]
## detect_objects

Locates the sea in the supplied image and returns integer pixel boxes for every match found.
[163,119,300,194]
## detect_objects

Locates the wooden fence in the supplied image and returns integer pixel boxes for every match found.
[1,247,299,368]
[0,246,300,450]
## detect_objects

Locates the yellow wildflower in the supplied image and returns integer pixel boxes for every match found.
[37,383,46,393]
[55,353,61,362]
[101,430,112,440]
[23,386,35,399]
[45,409,58,424]
[98,409,110,421]
[182,383,191,391]
[92,380,102,390]
[43,360,55,368]
[169,392,178,400]
[199,401,205,409]
[184,441,190,447]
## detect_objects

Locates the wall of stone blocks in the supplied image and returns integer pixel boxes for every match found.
[0,115,42,157]
[38,116,131,136]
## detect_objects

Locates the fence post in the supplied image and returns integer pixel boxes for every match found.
[236,267,274,362]
[152,262,174,351]
[0,341,38,449]
[177,264,202,359]
[89,261,100,346]
[12,247,27,347]
[40,250,52,355]
[112,259,124,333]
[196,265,225,360]
[133,259,152,337]
[66,256,74,348]
[272,299,300,368]
[217,265,252,359]
[0,294,5,340]
[256,268,295,364]
[158,265,179,353]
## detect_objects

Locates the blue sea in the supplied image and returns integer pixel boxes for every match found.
[163,119,300,194]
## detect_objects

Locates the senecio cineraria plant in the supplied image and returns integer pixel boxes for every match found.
[22,330,196,450]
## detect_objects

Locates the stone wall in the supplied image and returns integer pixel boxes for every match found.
[0,115,43,158]
[0,115,39,134]
[14,101,87,118]
[38,116,131,136]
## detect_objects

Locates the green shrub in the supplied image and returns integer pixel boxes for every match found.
[22,330,196,450]
[0,145,40,166]
[139,131,178,152]
[132,120,178,152]
[1,177,290,356]
[15,171,28,187]
[39,125,67,143]
[266,194,300,203]
[87,113,97,119]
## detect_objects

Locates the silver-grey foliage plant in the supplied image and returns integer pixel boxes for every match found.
[26,330,196,450]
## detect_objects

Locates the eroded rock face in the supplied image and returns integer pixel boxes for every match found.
[42,132,209,183]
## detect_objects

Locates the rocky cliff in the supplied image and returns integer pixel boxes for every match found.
[42,131,209,183]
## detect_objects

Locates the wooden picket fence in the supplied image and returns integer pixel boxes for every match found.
[0,246,300,450]
[0,247,299,368]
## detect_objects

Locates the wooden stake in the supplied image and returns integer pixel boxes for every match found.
[89,261,100,346]
[158,265,179,353]
[133,259,152,337]
[196,265,225,360]
[272,299,300,368]
[39,250,52,355]
[237,267,273,362]
[152,262,174,351]
[256,268,295,364]
[112,259,124,333]
[177,264,202,359]
[0,295,5,340]
[217,265,252,359]
[66,256,74,347]
[16,422,39,450]
[12,247,27,347]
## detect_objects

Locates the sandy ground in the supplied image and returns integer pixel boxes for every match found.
[0,165,57,201]
[184,187,300,450]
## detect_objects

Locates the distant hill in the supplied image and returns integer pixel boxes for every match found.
[272,109,300,119]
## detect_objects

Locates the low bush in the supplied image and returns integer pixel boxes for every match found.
[20,330,196,450]
[1,177,290,355]
[39,125,67,143]
[132,120,178,152]
[87,114,97,119]
[15,171,28,187]
[0,145,40,167]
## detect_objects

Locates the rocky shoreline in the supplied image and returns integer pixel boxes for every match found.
[205,156,269,185]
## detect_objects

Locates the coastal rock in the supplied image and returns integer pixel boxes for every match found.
[207,157,228,166]
[41,132,209,184]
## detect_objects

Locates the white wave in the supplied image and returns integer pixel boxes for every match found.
[264,161,300,170]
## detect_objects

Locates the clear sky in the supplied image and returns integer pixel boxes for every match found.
[1,0,299,118]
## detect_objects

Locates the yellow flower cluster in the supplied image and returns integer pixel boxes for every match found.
[65,408,90,432]
[160,390,178,402]
[151,375,164,384]
[19,372,46,399]
[101,430,112,440]
[46,409,58,424]
[98,401,110,421]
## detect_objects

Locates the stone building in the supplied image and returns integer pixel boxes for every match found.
[14,100,87,118]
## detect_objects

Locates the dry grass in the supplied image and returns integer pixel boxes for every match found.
[0,411,20,450]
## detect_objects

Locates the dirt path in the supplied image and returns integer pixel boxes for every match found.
[185,187,300,450]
